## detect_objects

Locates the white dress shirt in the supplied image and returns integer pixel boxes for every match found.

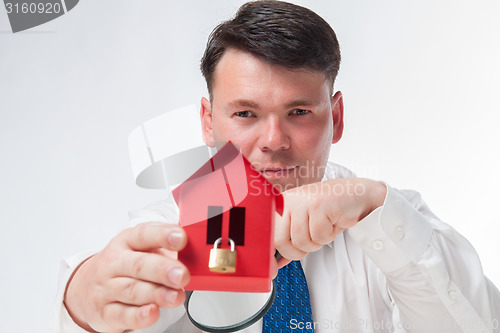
[54,162,500,333]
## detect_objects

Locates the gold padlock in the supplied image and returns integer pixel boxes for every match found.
[209,237,237,273]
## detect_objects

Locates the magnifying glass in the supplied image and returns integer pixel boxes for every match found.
[184,280,275,332]
[184,253,282,332]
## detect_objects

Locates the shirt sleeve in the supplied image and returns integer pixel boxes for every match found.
[128,197,179,226]
[52,250,99,333]
[347,185,500,333]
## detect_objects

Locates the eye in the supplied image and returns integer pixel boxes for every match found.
[290,109,310,116]
[234,111,255,118]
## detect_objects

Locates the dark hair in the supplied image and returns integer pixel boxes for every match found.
[201,0,341,99]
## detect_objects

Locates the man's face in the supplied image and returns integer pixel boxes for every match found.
[201,48,343,191]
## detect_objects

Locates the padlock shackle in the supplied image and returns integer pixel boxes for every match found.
[213,237,235,251]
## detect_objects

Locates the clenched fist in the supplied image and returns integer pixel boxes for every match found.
[275,178,386,262]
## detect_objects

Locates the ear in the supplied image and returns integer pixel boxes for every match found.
[200,97,215,147]
[331,91,344,144]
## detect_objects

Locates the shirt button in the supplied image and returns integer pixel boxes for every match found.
[372,240,384,251]
[394,226,405,240]
[448,290,457,300]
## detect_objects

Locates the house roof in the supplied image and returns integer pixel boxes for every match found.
[172,142,283,227]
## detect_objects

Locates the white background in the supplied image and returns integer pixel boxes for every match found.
[1,1,499,332]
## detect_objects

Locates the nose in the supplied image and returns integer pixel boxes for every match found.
[258,116,290,152]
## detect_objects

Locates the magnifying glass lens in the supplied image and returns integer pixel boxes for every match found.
[185,282,276,332]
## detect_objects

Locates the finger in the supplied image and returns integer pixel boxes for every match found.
[110,277,186,309]
[277,256,291,269]
[309,208,335,245]
[121,223,187,252]
[275,211,306,260]
[274,211,290,251]
[290,206,322,253]
[270,257,279,279]
[332,223,347,238]
[100,302,160,332]
[115,251,190,289]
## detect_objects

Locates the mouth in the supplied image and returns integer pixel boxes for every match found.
[259,166,297,179]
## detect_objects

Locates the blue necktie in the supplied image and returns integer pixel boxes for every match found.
[262,260,314,332]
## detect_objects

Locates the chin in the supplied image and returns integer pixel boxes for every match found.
[265,177,302,193]
[266,175,325,193]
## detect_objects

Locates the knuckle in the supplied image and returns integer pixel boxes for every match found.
[91,294,103,317]
[118,307,129,326]
[100,248,116,266]
[131,255,145,277]
[117,226,133,241]
[153,288,167,306]
[310,228,333,245]
[134,223,148,244]
[98,302,109,323]
[100,248,124,276]
[310,196,322,210]
[123,280,138,301]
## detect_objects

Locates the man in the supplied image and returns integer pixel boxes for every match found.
[57,1,500,332]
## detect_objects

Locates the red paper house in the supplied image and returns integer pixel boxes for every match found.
[173,142,283,292]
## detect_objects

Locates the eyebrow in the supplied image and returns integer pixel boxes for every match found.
[227,98,318,109]
[285,99,317,109]
[227,99,260,109]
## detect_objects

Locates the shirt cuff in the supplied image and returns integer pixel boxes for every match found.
[52,250,98,333]
[57,305,94,333]
[347,184,433,273]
